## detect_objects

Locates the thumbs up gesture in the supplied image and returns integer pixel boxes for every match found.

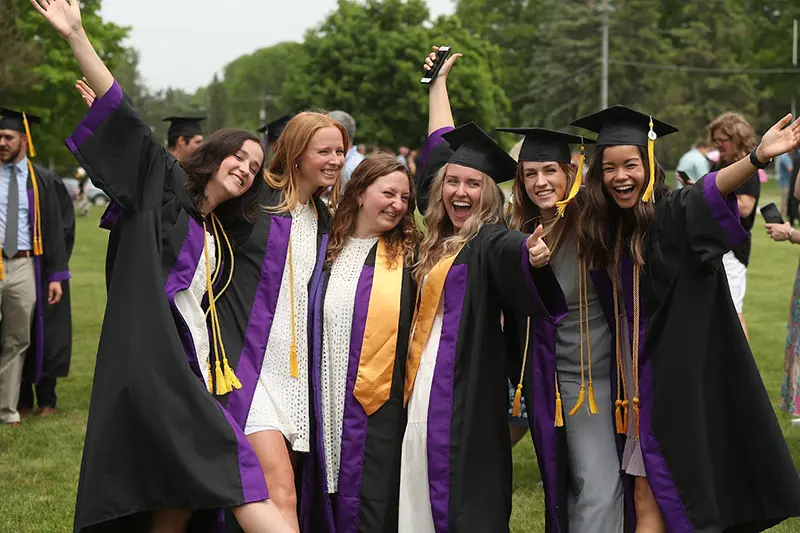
[526,225,551,268]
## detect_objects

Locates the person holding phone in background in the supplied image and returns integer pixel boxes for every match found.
[674,139,711,189]
[766,211,800,426]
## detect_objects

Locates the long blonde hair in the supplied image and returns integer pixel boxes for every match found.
[265,111,350,212]
[414,164,503,284]
[509,161,578,256]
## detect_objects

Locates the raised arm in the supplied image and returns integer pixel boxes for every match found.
[716,114,800,196]
[424,46,462,136]
[30,0,114,98]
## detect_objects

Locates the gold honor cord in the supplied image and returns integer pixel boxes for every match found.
[612,228,629,435]
[512,317,531,418]
[569,237,598,417]
[203,215,241,395]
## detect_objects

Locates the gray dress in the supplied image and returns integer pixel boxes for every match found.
[552,238,624,533]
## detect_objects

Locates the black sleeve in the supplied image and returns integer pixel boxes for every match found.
[53,177,76,259]
[65,80,173,213]
[38,176,70,283]
[477,224,567,321]
[657,172,749,263]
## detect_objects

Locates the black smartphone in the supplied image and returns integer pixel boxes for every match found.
[677,170,692,186]
[760,202,785,224]
[421,46,451,85]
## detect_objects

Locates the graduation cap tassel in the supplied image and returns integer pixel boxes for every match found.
[512,317,531,418]
[642,118,657,203]
[22,112,36,158]
[556,142,585,218]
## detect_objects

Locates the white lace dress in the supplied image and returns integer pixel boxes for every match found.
[173,228,215,389]
[398,277,443,533]
[321,236,378,493]
[244,202,318,452]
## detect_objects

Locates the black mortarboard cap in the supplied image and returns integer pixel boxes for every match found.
[496,127,595,163]
[163,115,206,138]
[570,105,678,147]
[442,122,517,183]
[0,108,42,134]
[257,114,293,146]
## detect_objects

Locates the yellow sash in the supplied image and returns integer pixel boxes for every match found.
[353,237,404,416]
[403,246,463,406]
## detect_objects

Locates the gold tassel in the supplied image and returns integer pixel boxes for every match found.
[554,389,564,428]
[642,117,656,202]
[555,141,585,217]
[225,361,242,391]
[615,399,624,434]
[587,381,599,415]
[214,360,229,395]
[22,112,36,158]
[633,397,640,439]
[622,399,630,434]
[207,359,213,394]
[512,384,523,418]
[513,317,532,418]
[289,343,299,378]
[568,385,586,416]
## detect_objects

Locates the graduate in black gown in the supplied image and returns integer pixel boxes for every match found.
[300,154,421,533]
[396,47,566,533]
[20,168,74,414]
[571,104,800,532]
[258,115,293,158]
[33,1,298,531]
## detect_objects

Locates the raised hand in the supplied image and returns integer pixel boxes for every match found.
[29,0,83,39]
[526,225,551,268]
[76,78,96,107]
[756,114,800,161]
[423,46,463,82]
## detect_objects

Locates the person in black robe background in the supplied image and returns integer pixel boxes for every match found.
[20,170,74,414]
[572,105,800,532]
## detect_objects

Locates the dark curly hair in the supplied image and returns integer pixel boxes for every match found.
[326,154,421,269]
[182,128,265,224]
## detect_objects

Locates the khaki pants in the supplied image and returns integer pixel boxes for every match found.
[0,257,36,423]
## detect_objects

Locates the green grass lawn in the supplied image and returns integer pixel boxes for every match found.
[1,184,799,532]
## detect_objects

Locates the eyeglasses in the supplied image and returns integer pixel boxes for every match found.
[712,136,732,145]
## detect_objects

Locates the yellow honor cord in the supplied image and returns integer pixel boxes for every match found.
[27,161,43,256]
[512,317,531,418]
[555,143,585,218]
[22,113,36,158]
[287,236,299,379]
[642,117,656,202]
[554,372,564,427]
[203,215,241,395]
[632,263,641,439]
[612,227,629,435]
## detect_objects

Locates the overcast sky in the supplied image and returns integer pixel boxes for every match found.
[99,0,455,92]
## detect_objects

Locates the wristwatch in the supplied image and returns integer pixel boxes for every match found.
[749,148,771,169]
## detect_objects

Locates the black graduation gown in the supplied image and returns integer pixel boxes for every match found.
[618,173,800,532]
[300,244,416,533]
[23,170,74,382]
[66,81,269,532]
[411,128,568,532]
[214,186,331,532]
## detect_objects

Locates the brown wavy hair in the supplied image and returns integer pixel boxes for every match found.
[577,145,669,269]
[509,161,578,256]
[414,164,503,284]
[183,128,265,223]
[325,154,421,269]
[708,112,756,164]
[266,111,349,212]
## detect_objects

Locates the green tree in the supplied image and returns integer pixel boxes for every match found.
[282,0,509,149]
[207,73,228,132]
[223,42,305,131]
[13,0,129,172]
